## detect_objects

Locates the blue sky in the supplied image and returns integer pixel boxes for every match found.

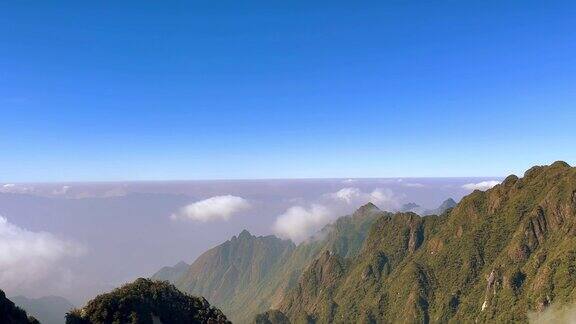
[1,1,575,181]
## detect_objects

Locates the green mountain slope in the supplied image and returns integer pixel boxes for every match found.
[173,229,296,322]
[65,278,229,324]
[267,161,576,323]
[0,289,39,324]
[12,295,74,324]
[155,203,384,323]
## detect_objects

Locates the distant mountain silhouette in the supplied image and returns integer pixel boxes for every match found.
[0,289,39,324]
[152,261,190,283]
[11,295,74,324]
[423,197,457,215]
[400,202,421,212]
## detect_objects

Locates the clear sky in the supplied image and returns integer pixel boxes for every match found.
[1,1,575,182]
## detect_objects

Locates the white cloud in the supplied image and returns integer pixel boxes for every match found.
[52,185,71,195]
[462,180,501,191]
[328,187,401,210]
[342,178,357,184]
[273,187,402,243]
[404,182,425,188]
[272,204,331,244]
[528,303,576,324]
[0,216,85,292]
[369,188,403,209]
[330,187,362,204]
[0,184,34,194]
[171,195,251,222]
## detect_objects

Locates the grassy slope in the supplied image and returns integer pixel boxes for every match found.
[275,161,576,323]
[173,204,384,323]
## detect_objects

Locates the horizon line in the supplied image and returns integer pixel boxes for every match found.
[1,175,506,185]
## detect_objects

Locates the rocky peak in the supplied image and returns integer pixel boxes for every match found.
[523,161,571,180]
[440,198,457,208]
[550,160,571,169]
[429,198,457,215]
[502,174,519,187]
[238,229,253,240]
[353,202,381,217]
[174,261,189,269]
[400,202,420,212]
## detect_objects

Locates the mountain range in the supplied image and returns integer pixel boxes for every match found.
[3,161,575,323]
[153,203,384,323]
[260,161,576,322]
[153,161,576,323]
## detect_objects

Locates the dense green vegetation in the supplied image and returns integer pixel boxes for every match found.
[265,161,576,323]
[0,289,39,324]
[65,278,229,324]
[154,203,384,323]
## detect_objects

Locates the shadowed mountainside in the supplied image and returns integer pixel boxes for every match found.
[0,289,39,324]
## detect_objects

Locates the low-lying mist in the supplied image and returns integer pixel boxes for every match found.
[0,177,497,304]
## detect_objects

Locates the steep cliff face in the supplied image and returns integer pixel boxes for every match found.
[173,230,296,322]
[279,251,347,323]
[266,161,576,323]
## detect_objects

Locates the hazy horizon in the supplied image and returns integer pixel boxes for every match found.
[1,176,500,304]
